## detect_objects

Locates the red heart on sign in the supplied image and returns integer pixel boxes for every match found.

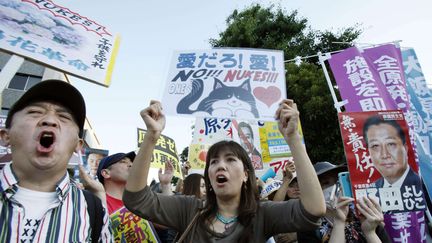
[253,86,281,107]
[199,151,207,162]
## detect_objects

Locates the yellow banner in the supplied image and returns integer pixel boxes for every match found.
[137,128,182,178]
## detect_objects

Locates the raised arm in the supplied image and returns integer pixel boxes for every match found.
[159,160,174,195]
[272,160,295,201]
[126,100,166,192]
[275,99,325,216]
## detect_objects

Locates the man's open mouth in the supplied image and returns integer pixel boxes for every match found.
[38,131,55,151]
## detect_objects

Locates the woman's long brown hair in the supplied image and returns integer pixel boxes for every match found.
[183,173,205,199]
[199,140,259,242]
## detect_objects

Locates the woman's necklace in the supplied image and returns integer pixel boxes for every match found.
[216,212,238,230]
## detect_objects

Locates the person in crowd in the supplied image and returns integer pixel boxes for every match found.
[181,160,191,178]
[97,151,136,214]
[123,99,325,242]
[175,178,184,194]
[297,162,390,243]
[183,173,206,199]
[273,161,296,201]
[272,161,298,243]
[153,160,178,243]
[0,80,111,242]
[238,121,263,170]
[363,115,421,189]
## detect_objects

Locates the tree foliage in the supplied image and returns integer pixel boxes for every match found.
[210,4,362,164]
[179,146,189,163]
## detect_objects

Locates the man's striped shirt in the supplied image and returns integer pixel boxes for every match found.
[0,163,112,242]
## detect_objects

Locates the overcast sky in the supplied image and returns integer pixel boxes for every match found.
[53,0,432,155]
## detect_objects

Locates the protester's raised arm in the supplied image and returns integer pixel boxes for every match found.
[126,100,166,192]
[273,161,295,201]
[275,99,325,216]
[159,160,174,195]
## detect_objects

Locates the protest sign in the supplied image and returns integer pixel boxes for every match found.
[83,148,108,176]
[338,110,425,213]
[67,147,108,181]
[328,46,396,112]
[402,48,432,154]
[137,128,182,178]
[260,121,304,158]
[329,44,428,243]
[111,206,159,243]
[188,143,211,170]
[189,117,303,178]
[192,117,232,144]
[191,117,264,171]
[231,119,263,170]
[162,48,286,120]
[0,0,120,86]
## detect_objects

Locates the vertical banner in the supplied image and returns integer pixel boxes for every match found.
[137,128,182,178]
[0,0,120,86]
[329,44,427,242]
[162,48,286,120]
[110,207,160,242]
[363,44,410,113]
[402,48,432,206]
[328,46,396,112]
[402,48,432,154]
[338,110,424,212]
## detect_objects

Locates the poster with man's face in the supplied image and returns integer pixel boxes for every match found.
[84,148,109,177]
[338,110,425,213]
[232,120,263,170]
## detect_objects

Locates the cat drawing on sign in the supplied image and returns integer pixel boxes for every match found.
[177,78,259,118]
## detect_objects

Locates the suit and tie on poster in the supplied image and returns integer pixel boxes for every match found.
[338,110,425,213]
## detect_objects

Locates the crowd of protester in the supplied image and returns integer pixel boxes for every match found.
[2,79,431,242]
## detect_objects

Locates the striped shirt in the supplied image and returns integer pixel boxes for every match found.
[0,163,113,242]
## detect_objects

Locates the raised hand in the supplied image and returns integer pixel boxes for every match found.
[326,196,354,224]
[78,165,107,205]
[357,196,384,234]
[282,160,296,183]
[140,100,166,134]
[159,160,174,186]
[275,99,300,140]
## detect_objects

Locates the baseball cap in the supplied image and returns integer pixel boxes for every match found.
[5,80,86,137]
[97,151,136,184]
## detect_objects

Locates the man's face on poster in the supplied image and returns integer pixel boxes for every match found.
[88,153,104,175]
[366,123,408,183]
[239,126,253,154]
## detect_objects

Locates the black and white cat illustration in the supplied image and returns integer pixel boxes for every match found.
[177,78,259,118]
